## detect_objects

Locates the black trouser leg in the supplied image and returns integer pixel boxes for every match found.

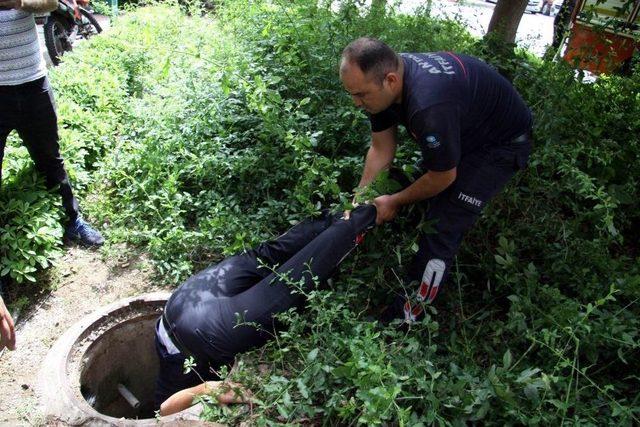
[0,84,17,187]
[170,205,377,367]
[168,212,334,301]
[14,78,79,222]
[1,86,15,281]
[234,205,375,317]
[0,129,9,185]
[158,207,375,404]
[391,142,531,322]
[219,206,376,355]
[552,6,573,49]
[251,211,334,268]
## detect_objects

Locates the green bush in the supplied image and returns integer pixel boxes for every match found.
[0,0,638,424]
[0,164,63,283]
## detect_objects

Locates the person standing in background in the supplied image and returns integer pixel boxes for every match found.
[1,0,104,247]
[1,0,105,308]
[540,0,554,16]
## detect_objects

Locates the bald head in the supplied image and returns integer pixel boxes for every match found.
[340,37,400,85]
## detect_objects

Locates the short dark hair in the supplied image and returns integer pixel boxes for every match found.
[341,37,400,84]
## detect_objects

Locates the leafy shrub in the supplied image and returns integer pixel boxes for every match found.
[0,164,62,283]
[0,0,638,424]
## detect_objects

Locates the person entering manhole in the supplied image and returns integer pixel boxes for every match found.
[156,205,377,415]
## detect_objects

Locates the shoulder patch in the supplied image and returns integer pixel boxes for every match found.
[424,134,441,149]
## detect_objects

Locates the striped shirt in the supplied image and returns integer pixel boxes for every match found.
[0,10,46,86]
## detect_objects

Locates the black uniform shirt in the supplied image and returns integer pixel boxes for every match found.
[369,52,533,171]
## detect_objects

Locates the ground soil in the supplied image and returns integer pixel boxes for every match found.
[0,245,164,426]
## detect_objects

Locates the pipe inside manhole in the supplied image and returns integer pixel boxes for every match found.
[39,293,209,425]
[79,311,159,418]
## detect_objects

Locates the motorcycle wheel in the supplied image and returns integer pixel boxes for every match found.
[43,15,71,66]
[78,8,102,37]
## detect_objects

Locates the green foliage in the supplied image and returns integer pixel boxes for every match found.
[1,0,638,424]
[0,168,62,283]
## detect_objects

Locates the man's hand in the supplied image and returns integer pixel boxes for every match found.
[346,127,398,220]
[0,0,20,9]
[0,297,16,352]
[160,380,251,416]
[343,192,362,221]
[214,381,251,404]
[343,206,355,221]
[373,194,399,225]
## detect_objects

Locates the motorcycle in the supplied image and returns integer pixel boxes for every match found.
[37,0,102,66]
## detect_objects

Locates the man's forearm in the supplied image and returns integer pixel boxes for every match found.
[358,147,390,187]
[357,127,398,189]
[390,169,456,207]
[19,0,57,13]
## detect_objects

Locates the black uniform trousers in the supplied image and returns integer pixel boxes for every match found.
[389,136,532,322]
[155,205,377,406]
[0,77,79,222]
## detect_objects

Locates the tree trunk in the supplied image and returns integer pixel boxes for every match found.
[486,0,529,44]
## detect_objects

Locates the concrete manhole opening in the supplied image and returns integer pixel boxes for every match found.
[39,293,207,425]
[79,311,159,419]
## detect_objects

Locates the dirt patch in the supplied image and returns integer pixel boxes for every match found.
[0,245,164,426]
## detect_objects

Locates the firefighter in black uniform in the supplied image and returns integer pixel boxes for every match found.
[340,37,533,322]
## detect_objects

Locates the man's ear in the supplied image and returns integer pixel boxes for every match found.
[384,72,401,89]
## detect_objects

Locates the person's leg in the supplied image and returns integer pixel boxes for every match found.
[0,128,9,289]
[178,205,377,363]
[15,77,79,223]
[168,211,336,303]
[385,142,531,322]
[221,211,336,296]
[237,205,376,315]
[0,128,10,186]
[250,210,336,269]
[397,193,478,321]
[1,89,17,291]
[1,88,19,292]
[552,2,573,49]
[15,77,103,246]
[0,85,19,187]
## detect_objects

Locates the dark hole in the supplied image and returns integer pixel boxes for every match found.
[79,314,159,419]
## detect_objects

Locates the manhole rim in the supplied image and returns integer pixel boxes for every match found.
[38,291,206,426]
